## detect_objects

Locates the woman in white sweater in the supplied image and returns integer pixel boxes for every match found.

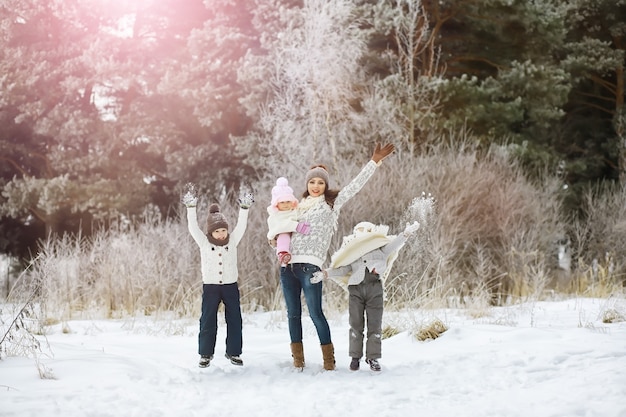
[277,143,395,371]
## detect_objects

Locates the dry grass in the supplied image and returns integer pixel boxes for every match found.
[382,325,401,339]
[6,212,201,322]
[568,183,626,297]
[601,308,625,323]
[413,318,448,341]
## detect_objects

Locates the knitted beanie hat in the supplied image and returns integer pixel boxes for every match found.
[305,165,330,186]
[271,177,298,209]
[206,203,229,234]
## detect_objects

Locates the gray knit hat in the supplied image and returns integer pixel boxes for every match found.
[206,203,229,234]
[305,165,330,186]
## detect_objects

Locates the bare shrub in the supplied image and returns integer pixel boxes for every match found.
[569,183,626,295]
[20,209,200,321]
[1,262,55,379]
[331,135,567,308]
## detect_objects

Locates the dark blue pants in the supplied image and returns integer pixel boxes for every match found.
[280,263,332,345]
[198,283,242,357]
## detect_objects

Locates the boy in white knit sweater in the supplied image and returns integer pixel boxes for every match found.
[183,187,254,368]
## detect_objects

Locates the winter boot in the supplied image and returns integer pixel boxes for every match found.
[290,342,305,369]
[321,343,336,371]
[225,353,243,366]
[278,251,292,265]
[365,358,381,372]
[349,357,360,371]
[199,355,213,368]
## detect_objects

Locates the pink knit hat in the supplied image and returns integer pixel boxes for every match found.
[271,177,298,209]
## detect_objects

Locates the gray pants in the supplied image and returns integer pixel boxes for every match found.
[348,269,383,360]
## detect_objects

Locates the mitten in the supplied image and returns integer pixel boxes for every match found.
[403,221,420,237]
[182,183,198,208]
[296,222,311,235]
[238,192,255,209]
[310,270,327,284]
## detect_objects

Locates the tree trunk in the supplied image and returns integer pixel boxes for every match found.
[616,63,625,184]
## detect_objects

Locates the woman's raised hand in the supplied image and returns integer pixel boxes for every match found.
[371,143,395,164]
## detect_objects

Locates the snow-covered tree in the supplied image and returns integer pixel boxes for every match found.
[358,0,443,156]
[237,0,371,172]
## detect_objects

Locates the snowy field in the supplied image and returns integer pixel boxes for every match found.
[2,298,626,417]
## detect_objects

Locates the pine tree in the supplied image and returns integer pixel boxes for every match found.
[561,0,626,184]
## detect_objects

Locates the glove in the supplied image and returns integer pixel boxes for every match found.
[238,192,254,209]
[310,270,326,284]
[182,192,198,208]
[296,222,311,235]
[403,221,420,237]
[371,143,395,164]
[182,183,198,207]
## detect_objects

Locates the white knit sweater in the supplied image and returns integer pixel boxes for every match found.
[289,160,378,268]
[187,207,249,285]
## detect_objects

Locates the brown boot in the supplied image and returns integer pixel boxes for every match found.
[321,343,336,371]
[290,342,305,369]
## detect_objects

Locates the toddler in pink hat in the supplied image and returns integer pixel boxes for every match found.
[266,177,310,265]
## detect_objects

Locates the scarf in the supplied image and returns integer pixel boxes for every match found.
[297,195,325,213]
[208,234,230,247]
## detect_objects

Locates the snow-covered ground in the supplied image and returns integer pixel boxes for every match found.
[2,298,626,417]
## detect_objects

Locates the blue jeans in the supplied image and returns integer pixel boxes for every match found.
[198,283,242,356]
[280,263,332,345]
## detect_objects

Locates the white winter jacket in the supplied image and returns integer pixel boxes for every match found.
[187,207,249,285]
[266,208,299,240]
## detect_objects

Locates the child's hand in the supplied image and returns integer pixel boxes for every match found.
[310,270,327,284]
[182,192,198,208]
[403,221,420,237]
[182,183,198,207]
[296,222,311,235]
[238,192,255,209]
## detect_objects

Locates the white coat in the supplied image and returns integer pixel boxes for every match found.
[187,207,248,285]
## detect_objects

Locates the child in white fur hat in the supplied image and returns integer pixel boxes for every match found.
[311,220,420,372]
[266,177,311,265]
